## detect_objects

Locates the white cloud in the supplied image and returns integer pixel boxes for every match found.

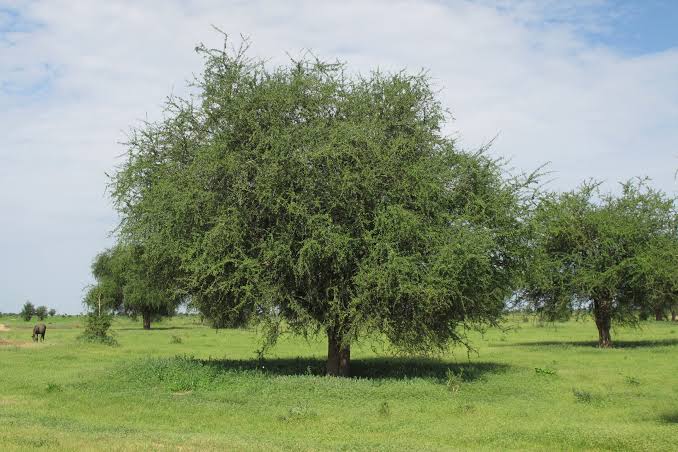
[1,0,676,312]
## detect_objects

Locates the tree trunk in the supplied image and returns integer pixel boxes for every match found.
[326,327,350,377]
[593,300,612,348]
[672,308,676,322]
[143,312,151,330]
[655,307,665,321]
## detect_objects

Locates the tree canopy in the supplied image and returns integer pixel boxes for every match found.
[111,38,537,375]
[35,306,48,321]
[523,180,677,346]
[20,301,35,322]
[85,245,182,329]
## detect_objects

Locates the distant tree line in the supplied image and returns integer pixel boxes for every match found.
[18,302,57,321]
[86,35,677,373]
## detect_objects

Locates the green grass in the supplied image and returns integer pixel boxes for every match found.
[1,315,677,451]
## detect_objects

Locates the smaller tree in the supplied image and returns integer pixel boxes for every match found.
[20,301,35,321]
[524,180,676,347]
[48,308,57,317]
[35,306,48,321]
[626,225,678,322]
[117,244,181,330]
[80,287,116,345]
[86,245,182,330]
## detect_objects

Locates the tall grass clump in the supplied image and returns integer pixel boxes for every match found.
[119,356,231,392]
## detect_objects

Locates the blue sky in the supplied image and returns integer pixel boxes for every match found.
[591,0,678,54]
[489,1,678,54]
[1,0,677,314]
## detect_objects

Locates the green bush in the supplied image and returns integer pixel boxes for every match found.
[445,368,464,393]
[79,312,117,346]
[535,367,557,376]
[45,383,63,393]
[625,376,641,386]
[572,388,593,403]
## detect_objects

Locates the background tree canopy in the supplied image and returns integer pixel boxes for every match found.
[34,306,48,321]
[20,301,35,322]
[523,180,677,347]
[112,38,537,376]
[85,245,182,330]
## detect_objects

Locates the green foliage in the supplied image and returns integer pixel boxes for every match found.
[378,401,391,416]
[625,376,640,386]
[35,306,48,321]
[85,244,182,328]
[524,179,677,346]
[572,388,594,404]
[79,312,117,346]
[48,308,56,317]
[626,230,678,321]
[119,355,231,392]
[659,411,678,424]
[84,251,124,312]
[20,301,34,321]
[111,36,537,374]
[445,368,464,393]
[45,383,63,393]
[535,367,557,376]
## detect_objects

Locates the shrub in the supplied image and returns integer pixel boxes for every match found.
[572,388,593,403]
[446,368,464,393]
[625,376,640,386]
[121,356,221,392]
[79,312,117,346]
[660,411,678,424]
[170,335,183,344]
[535,367,557,376]
[45,383,63,393]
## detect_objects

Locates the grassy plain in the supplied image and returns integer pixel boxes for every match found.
[0,314,677,450]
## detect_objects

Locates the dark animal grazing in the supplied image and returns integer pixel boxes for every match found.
[32,323,46,342]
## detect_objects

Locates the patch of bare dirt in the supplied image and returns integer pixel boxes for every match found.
[0,397,18,406]
[172,390,193,397]
[0,339,37,348]
[0,324,10,332]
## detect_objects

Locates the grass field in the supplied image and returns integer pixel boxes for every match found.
[1,314,677,451]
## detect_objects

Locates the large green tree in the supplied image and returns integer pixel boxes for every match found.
[86,245,181,329]
[524,180,677,347]
[112,38,536,375]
